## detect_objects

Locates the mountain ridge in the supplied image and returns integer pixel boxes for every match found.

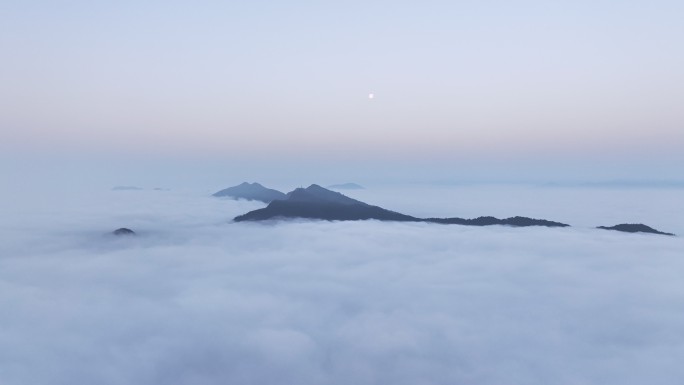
[233,184,569,228]
[227,183,675,235]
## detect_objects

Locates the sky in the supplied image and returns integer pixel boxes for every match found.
[1,187,684,385]
[1,0,683,186]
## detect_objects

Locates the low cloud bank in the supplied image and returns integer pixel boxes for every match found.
[1,188,683,385]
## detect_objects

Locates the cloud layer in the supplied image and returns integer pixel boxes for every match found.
[1,187,683,384]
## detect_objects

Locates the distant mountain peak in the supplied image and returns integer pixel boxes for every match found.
[112,186,143,191]
[212,182,286,203]
[328,183,365,190]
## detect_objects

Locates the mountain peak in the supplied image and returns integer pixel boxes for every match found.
[234,184,414,222]
[328,183,365,190]
[286,185,365,205]
[212,182,286,203]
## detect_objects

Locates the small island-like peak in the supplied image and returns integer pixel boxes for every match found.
[112,228,136,236]
[597,223,675,236]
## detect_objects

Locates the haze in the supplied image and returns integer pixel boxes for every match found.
[2,0,683,187]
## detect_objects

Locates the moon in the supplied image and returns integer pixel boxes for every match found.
[368,93,374,99]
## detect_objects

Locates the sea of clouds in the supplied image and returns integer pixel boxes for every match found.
[1,185,683,385]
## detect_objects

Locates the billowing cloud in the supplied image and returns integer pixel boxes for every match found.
[0,187,683,384]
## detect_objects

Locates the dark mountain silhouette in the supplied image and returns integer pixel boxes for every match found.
[212,182,286,203]
[234,184,569,227]
[597,224,675,236]
[112,228,136,236]
[286,184,364,205]
[235,184,416,222]
[427,216,569,227]
[328,183,365,190]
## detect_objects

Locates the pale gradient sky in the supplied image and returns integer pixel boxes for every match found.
[1,0,683,185]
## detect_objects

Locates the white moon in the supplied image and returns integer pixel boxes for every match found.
[368,93,374,99]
